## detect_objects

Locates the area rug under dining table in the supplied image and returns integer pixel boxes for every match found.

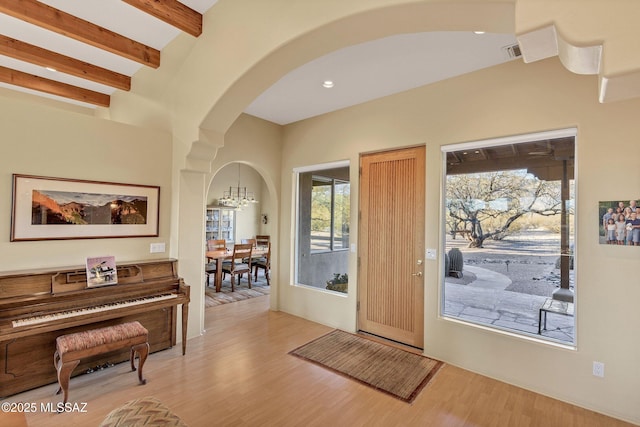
[204,279,270,308]
[289,329,443,403]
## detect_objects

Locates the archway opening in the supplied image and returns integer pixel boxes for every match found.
[203,162,273,309]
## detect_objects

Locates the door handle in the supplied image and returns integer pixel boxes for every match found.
[412,272,423,277]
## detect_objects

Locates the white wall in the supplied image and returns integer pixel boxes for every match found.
[278,57,640,424]
[0,96,173,271]
[2,0,640,423]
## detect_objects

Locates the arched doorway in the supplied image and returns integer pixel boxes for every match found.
[176,1,515,339]
[203,162,274,312]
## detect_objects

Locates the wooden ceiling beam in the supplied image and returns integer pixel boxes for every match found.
[0,0,160,68]
[528,164,575,182]
[0,35,131,91]
[0,66,110,107]
[123,0,203,37]
[448,152,462,164]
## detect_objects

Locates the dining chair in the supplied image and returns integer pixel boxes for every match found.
[221,243,253,291]
[205,240,226,287]
[240,238,257,264]
[207,239,227,251]
[255,235,270,247]
[253,241,271,286]
[241,238,257,247]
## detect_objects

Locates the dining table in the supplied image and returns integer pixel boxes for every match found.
[205,246,268,292]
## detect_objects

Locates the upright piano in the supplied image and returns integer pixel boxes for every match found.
[0,258,189,397]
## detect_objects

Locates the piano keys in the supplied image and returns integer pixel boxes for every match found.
[12,293,178,327]
[0,259,189,398]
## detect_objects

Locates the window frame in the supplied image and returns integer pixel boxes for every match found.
[309,175,350,253]
[293,160,351,291]
[440,128,578,348]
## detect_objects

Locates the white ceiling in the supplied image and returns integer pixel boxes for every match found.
[0,1,517,125]
[246,31,518,125]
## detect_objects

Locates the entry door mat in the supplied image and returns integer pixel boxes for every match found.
[289,329,443,403]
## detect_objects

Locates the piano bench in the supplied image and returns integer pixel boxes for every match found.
[53,321,149,405]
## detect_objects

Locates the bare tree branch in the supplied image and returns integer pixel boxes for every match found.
[446,171,562,247]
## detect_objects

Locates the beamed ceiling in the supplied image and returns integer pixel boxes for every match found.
[0,1,520,124]
[0,0,216,108]
[1,3,636,127]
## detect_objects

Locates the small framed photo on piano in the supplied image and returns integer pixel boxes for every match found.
[86,256,118,287]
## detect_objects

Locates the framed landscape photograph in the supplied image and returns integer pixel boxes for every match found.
[11,174,160,241]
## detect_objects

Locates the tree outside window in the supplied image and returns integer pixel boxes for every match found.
[443,133,576,345]
[310,177,350,252]
[296,164,350,291]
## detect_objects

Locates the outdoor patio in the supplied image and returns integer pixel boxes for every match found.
[443,230,575,345]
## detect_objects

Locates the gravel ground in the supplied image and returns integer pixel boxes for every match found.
[445,229,572,297]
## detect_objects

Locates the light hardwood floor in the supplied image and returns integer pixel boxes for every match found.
[4,296,635,427]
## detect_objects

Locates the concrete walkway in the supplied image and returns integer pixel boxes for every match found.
[464,265,511,290]
[444,265,574,343]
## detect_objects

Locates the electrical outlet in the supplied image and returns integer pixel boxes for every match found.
[592,361,605,378]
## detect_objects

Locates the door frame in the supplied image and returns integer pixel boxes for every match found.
[357,145,426,348]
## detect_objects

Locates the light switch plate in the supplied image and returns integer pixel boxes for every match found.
[593,361,605,378]
[150,243,165,253]
[426,248,437,260]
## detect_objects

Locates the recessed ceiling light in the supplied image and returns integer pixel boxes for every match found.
[45,66,57,72]
[322,80,334,88]
[473,31,486,35]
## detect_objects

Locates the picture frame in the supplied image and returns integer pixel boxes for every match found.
[598,199,639,246]
[11,174,160,241]
[86,255,118,287]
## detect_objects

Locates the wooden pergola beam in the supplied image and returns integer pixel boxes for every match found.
[0,66,110,107]
[0,35,131,91]
[0,0,160,68]
[447,155,574,179]
[123,0,203,37]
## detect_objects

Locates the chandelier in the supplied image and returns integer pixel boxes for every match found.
[218,164,258,209]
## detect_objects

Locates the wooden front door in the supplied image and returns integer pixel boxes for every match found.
[358,146,425,348]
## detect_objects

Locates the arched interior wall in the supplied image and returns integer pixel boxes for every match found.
[172,1,517,339]
[118,1,640,422]
[178,114,282,337]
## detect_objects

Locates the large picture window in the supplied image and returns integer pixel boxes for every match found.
[295,162,350,293]
[442,130,576,345]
